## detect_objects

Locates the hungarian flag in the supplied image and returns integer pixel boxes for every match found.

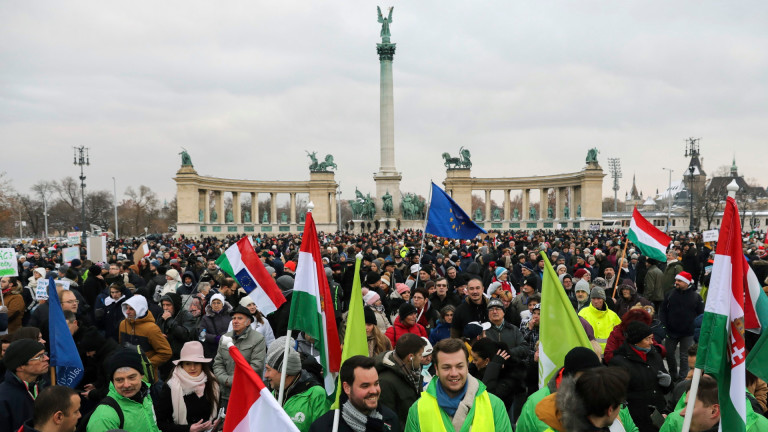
[695,197,747,431]
[222,343,299,432]
[216,238,286,315]
[745,257,768,382]
[331,256,369,409]
[288,210,342,394]
[538,251,592,388]
[628,206,671,262]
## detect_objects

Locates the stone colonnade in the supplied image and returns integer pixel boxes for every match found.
[442,163,605,230]
[174,166,338,237]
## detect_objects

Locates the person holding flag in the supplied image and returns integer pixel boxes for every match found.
[213,305,266,405]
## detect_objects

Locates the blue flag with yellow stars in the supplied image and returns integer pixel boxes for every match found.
[425,182,487,239]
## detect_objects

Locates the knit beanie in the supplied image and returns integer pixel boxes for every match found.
[363,291,381,306]
[106,348,145,381]
[239,296,255,308]
[266,337,302,376]
[495,267,508,279]
[592,277,607,288]
[575,279,591,294]
[562,346,601,377]
[365,271,381,285]
[625,321,653,345]
[364,307,377,325]
[574,268,588,279]
[2,339,45,372]
[395,283,410,295]
[590,288,606,300]
[398,303,418,321]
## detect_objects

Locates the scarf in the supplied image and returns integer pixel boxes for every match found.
[167,367,217,425]
[104,295,125,307]
[435,378,467,416]
[341,400,382,432]
[392,352,422,395]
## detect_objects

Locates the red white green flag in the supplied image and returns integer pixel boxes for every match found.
[288,210,341,394]
[695,197,747,431]
[628,206,671,262]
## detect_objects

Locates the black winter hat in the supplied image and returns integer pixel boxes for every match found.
[364,307,377,325]
[625,321,653,345]
[106,348,144,381]
[231,305,253,322]
[2,339,46,372]
[398,303,418,321]
[365,271,381,285]
[562,346,601,377]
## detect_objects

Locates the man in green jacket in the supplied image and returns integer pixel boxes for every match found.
[661,250,684,297]
[263,336,329,432]
[516,347,638,432]
[405,338,511,432]
[87,348,159,432]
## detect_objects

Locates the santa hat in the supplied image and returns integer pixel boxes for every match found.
[675,271,693,285]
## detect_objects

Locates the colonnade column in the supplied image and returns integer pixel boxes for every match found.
[251,194,259,224]
[522,189,530,220]
[554,188,561,221]
[503,190,510,221]
[330,192,337,224]
[289,193,296,224]
[484,190,492,221]
[573,187,582,218]
[199,189,209,224]
[232,192,241,224]
[215,191,224,224]
[270,193,277,224]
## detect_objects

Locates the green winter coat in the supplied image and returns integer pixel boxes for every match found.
[661,261,684,297]
[515,371,638,432]
[644,264,665,302]
[276,371,330,432]
[404,375,511,432]
[661,399,768,432]
[86,382,159,432]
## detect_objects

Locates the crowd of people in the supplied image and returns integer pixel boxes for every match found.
[1,227,767,432]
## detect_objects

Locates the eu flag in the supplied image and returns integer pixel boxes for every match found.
[47,276,84,387]
[425,182,487,240]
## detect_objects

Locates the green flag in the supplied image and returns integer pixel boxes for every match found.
[538,251,592,388]
[330,256,369,409]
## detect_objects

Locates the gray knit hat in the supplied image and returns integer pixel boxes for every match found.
[575,279,591,294]
[590,287,606,300]
[266,336,302,376]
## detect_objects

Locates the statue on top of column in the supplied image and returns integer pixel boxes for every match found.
[307,151,338,172]
[179,148,193,167]
[586,148,599,164]
[377,6,393,43]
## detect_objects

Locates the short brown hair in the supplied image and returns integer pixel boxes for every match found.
[433,338,468,367]
[688,374,718,407]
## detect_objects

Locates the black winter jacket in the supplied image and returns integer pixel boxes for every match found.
[309,403,399,432]
[659,287,704,338]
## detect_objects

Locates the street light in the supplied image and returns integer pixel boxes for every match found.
[112,177,119,239]
[688,165,695,232]
[73,146,90,240]
[662,168,674,232]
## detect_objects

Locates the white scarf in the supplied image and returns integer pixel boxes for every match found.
[167,367,218,425]
[104,295,124,307]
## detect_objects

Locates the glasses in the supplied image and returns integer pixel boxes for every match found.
[29,352,49,362]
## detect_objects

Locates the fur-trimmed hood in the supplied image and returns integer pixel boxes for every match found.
[556,375,597,432]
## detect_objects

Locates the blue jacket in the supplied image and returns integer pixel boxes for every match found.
[429,320,452,346]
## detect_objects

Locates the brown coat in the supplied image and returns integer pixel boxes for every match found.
[4,292,25,334]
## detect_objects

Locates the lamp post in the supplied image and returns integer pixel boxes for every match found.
[688,165,695,232]
[662,168,673,232]
[336,188,342,232]
[112,177,119,239]
[73,146,90,240]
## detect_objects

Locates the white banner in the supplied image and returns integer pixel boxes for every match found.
[62,246,79,264]
[86,236,107,263]
[702,229,719,242]
[67,232,82,245]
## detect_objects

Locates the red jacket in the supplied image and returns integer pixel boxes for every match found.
[384,316,427,347]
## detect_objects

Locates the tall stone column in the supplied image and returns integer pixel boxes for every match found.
[503,190,510,221]
[251,193,259,225]
[200,189,209,224]
[232,192,241,224]
[289,193,296,224]
[555,188,562,221]
[270,193,277,225]
[484,190,492,221]
[568,187,574,220]
[214,191,224,224]
[522,189,530,221]
[373,31,402,218]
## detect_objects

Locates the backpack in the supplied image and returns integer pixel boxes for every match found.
[76,396,124,432]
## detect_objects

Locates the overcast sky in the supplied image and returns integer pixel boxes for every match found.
[2,1,766,208]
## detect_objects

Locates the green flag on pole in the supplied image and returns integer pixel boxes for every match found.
[538,251,592,388]
[330,256,369,409]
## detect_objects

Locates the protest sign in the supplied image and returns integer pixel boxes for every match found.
[35,279,71,301]
[0,248,18,277]
[67,232,82,245]
[86,235,107,263]
[63,247,79,264]
[702,229,719,242]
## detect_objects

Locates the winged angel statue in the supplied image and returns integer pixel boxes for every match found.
[377,6,394,43]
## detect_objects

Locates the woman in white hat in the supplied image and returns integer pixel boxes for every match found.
[156,341,220,432]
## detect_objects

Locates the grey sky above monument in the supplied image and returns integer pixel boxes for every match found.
[1,1,766,206]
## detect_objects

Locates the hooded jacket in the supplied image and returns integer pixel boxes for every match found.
[609,343,670,432]
[156,292,197,361]
[275,370,330,432]
[176,270,197,296]
[376,350,422,429]
[578,302,621,349]
[96,284,133,342]
[384,316,427,347]
[199,300,233,358]
[615,284,652,318]
[118,295,172,375]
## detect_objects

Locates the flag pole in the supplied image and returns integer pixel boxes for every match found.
[681,368,702,432]
[612,233,629,300]
[331,409,341,432]
[277,329,293,406]
[413,182,433,292]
